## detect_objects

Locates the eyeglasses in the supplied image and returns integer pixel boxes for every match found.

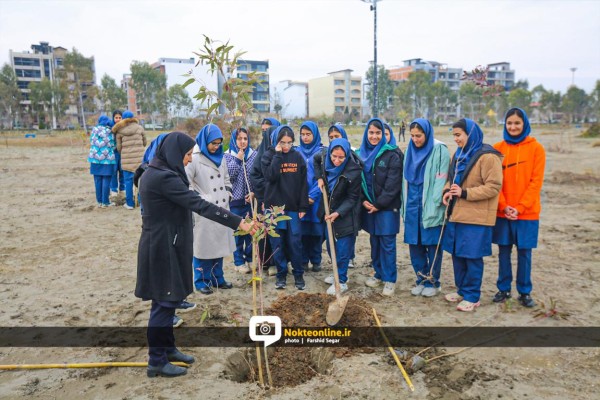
[279,141,293,147]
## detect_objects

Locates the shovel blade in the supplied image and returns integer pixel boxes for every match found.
[326,296,350,326]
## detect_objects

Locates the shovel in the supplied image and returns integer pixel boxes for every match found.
[320,186,349,326]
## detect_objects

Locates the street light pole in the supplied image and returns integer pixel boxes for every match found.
[362,0,380,118]
[570,67,577,87]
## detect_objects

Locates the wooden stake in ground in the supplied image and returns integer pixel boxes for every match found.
[372,308,415,392]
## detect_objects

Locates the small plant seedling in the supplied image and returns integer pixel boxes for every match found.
[532,297,571,320]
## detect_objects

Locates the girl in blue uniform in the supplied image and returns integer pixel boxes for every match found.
[88,115,117,208]
[358,118,403,296]
[298,121,325,272]
[402,118,450,297]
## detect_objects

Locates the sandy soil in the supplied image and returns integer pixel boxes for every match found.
[0,126,599,399]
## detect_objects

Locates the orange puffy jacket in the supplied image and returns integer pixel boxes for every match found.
[493,136,545,220]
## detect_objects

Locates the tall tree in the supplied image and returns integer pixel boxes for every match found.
[130,61,167,127]
[99,74,127,113]
[0,64,22,128]
[540,90,562,123]
[394,70,434,119]
[167,84,193,125]
[562,86,588,123]
[459,82,484,121]
[365,64,394,117]
[28,79,53,127]
[61,48,96,131]
[589,80,600,122]
[514,79,529,90]
[507,88,532,114]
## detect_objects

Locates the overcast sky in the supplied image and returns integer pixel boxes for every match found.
[1,0,599,94]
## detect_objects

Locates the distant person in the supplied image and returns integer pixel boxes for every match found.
[358,118,403,296]
[262,126,309,290]
[314,138,363,294]
[442,118,502,312]
[186,124,235,295]
[224,127,257,274]
[298,121,325,272]
[261,117,280,134]
[492,108,545,308]
[112,110,147,210]
[400,120,406,142]
[88,115,117,208]
[135,132,255,378]
[109,110,124,197]
[403,118,450,298]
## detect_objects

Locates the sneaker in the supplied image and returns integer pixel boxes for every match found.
[421,286,441,297]
[302,263,310,272]
[147,362,187,378]
[97,203,105,209]
[176,300,197,313]
[173,315,184,328]
[275,277,286,289]
[365,276,382,288]
[167,349,195,364]
[103,202,116,207]
[348,258,355,268]
[517,293,536,308]
[382,282,396,296]
[123,204,134,210]
[493,291,512,303]
[311,263,322,272]
[326,283,348,295]
[324,275,350,285]
[456,300,481,312]
[236,264,251,274]
[444,292,463,303]
[294,275,306,290]
[410,284,425,296]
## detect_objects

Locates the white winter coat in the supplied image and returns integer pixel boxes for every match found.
[185,145,236,258]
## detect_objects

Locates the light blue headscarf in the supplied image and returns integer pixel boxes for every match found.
[404,118,434,185]
[229,128,251,160]
[196,124,224,167]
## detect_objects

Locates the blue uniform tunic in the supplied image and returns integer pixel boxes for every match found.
[492,218,539,249]
[443,222,492,259]
[403,183,442,245]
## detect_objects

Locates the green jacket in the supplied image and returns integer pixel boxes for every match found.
[401,140,450,228]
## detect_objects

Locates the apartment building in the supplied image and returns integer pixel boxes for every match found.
[308,69,362,118]
[236,59,270,114]
[486,62,515,90]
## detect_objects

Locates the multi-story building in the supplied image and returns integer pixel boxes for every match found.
[486,62,515,90]
[9,41,96,128]
[308,69,362,118]
[389,58,462,90]
[272,80,308,120]
[236,59,270,114]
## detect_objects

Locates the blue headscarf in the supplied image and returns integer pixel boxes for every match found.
[299,121,322,159]
[383,123,397,146]
[270,125,294,147]
[327,123,348,142]
[325,138,351,190]
[97,115,111,127]
[453,118,484,185]
[143,133,168,164]
[196,124,224,167]
[404,118,434,185]
[229,128,251,160]
[263,117,281,128]
[122,110,134,119]
[503,107,531,145]
[359,118,386,195]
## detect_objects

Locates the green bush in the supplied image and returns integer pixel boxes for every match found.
[581,123,600,138]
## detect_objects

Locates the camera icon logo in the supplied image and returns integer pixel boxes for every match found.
[249,316,282,348]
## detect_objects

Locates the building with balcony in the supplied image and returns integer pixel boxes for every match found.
[308,69,362,118]
[486,62,515,91]
[236,59,270,114]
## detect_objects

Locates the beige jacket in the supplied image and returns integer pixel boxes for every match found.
[445,149,503,226]
[113,118,147,172]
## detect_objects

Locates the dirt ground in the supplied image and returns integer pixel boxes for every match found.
[0,126,599,399]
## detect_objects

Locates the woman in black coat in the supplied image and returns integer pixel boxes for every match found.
[135,131,254,378]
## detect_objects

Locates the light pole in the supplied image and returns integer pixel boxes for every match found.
[570,67,577,87]
[362,0,381,118]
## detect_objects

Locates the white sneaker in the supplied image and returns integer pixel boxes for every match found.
[348,258,355,268]
[105,202,116,207]
[410,284,425,296]
[236,264,251,274]
[123,204,134,210]
[326,283,348,295]
[382,282,396,296]
[421,286,441,297]
[324,275,350,285]
[365,276,382,288]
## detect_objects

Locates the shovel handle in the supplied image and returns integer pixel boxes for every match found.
[320,185,342,300]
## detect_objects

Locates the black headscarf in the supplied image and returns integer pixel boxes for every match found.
[150,131,195,186]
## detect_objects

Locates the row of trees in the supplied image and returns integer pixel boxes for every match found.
[365,66,600,125]
[0,52,195,130]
